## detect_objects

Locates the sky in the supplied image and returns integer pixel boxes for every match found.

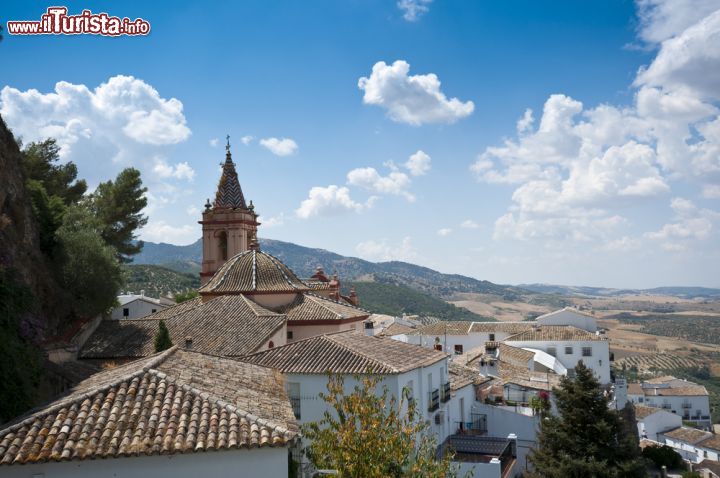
[1,0,719,289]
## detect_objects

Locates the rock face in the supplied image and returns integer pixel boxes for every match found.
[0,114,69,337]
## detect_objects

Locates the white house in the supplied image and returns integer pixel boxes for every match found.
[403,321,537,355]
[660,427,720,463]
[535,307,598,332]
[635,404,683,441]
[0,347,298,478]
[628,376,711,428]
[111,291,169,319]
[504,325,611,384]
[243,331,521,478]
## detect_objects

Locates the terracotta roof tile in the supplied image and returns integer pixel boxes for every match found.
[0,348,297,465]
[634,404,668,419]
[662,426,713,444]
[199,250,309,294]
[448,362,489,391]
[276,293,369,322]
[214,148,247,209]
[498,343,535,367]
[700,434,720,452]
[408,321,538,336]
[244,331,446,374]
[505,325,604,342]
[80,295,285,359]
[378,323,416,337]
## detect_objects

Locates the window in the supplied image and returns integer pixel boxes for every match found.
[565,346,573,355]
[489,333,495,341]
[287,330,293,340]
[639,397,644,403]
[151,309,157,313]
[268,341,274,348]
[547,347,557,357]
[454,344,464,355]
[567,368,576,378]
[582,347,592,357]
[287,383,301,419]
[123,308,129,317]
[218,231,228,261]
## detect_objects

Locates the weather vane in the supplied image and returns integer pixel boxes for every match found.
[226,134,231,152]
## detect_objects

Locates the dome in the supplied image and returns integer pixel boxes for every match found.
[199,249,310,295]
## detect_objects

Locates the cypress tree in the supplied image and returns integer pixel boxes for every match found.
[527,361,647,478]
[154,320,173,352]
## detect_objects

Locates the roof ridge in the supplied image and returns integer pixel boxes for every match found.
[326,333,399,373]
[262,252,306,290]
[0,347,179,437]
[212,251,248,291]
[303,291,371,314]
[238,294,283,316]
[147,367,297,439]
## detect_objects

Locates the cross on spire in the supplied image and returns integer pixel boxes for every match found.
[226,134,231,152]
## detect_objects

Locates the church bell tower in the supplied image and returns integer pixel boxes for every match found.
[199,136,259,285]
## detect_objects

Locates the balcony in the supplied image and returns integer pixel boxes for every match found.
[438,435,516,477]
[456,413,488,436]
[441,381,451,403]
[289,397,301,420]
[682,403,692,409]
[428,389,440,412]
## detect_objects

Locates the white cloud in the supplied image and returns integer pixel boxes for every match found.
[209,138,219,147]
[600,236,643,252]
[645,198,715,245]
[437,228,452,236]
[404,150,431,176]
[186,205,200,216]
[153,159,195,181]
[397,0,432,22]
[347,166,414,201]
[262,213,285,228]
[516,108,534,134]
[460,219,480,229]
[241,135,254,145]
[358,60,474,125]
[703,184,720,199]
[296,185,373,219]
[355,236,417,262]
[635,0,720,43]
[260,137,298,156]
[140,220,199,245]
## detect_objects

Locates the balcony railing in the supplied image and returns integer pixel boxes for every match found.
[456,413,488,436]
[441,382,451,403]
[661,404,671,409]
[428,389,440,412]
[289,397,301,420]
[682,403,692,409]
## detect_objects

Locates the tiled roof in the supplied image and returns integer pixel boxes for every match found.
[378,323,416,337]
[469,322,538,333]
[645,375,677,384]
[408,321,538,336]
[498,343,535,367]
[199,249,309,294]
[628,383,643,395]
[699,434,720,452]
[647,386,708,397]
[505,325,603,342]
[536,307,595,320]
[214,148,247,209]
[244,331,447,374]
[494,359,561,391]
[663,426,713,445]
[276,293,369,322]
[0,348,297,465]
[80,295,285,359]
[634,404,668,419]
[305,280,335,291]
[408,321,474,336]
[448,362,489,391]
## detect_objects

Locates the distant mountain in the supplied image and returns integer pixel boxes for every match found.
[520,283,720,299]
[123,264,199,297]
[131,238,528,299]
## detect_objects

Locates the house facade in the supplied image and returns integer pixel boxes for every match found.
[111,292,168,320]
[628,376,711,428]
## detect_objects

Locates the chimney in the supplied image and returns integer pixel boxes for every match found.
[184,336,193,349]
[349,287,358,306]
[140,290,145,297]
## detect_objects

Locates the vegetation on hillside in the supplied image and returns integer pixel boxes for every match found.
[123,264,200,297]
[611,312,720,345]
[302,374,462,478]
[346,281,493,321]
[528,362,646,478]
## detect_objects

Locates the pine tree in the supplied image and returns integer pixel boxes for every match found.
[154,320,173,352]
[527,361,647,478]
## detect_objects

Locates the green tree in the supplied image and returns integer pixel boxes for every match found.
[0,269,44,423]
[25,179,66,255]
[642,444,684,470]
[22,139,87,205]
[55,205,125,317]
[88,168,148,262]
[174,290,199,303]
[527,362,647,478]
[154,320,173,352]
[302,374,461,478]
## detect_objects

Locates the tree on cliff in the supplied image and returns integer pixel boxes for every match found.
[527,362,647,478]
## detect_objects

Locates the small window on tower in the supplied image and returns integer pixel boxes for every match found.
[123,308,129,317]
[287,330,294,340]
[218,231,228,260]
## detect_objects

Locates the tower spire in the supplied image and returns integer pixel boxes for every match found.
[214,134,247,209]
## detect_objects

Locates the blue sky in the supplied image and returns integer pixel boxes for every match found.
[2,0,719,288]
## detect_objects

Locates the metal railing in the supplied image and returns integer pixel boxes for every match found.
[441,382,451,403]
[455,413,487,435]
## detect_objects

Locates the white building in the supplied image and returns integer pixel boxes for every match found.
[635,404,683,441]
[111,291,169,319]
[628,376,711,428]
[403,321,537,355]
[243,331,520,478]
[535,307,597,332]
[659,427,720,463]
[0,347,298,477]
[504,325,611,384]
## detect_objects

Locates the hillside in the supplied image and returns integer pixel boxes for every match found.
[132,238,528,299]
[123,264,199,297]
[520,283,720,299]
[346,281,494,321]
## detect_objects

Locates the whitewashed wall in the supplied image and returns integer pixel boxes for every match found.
[110,299,166,320]
[637,411,682,441]
[1,447,288,478]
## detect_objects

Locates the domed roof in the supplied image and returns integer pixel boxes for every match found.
[199,249,310,295]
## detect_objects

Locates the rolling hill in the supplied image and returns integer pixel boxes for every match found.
[520,283,720,299]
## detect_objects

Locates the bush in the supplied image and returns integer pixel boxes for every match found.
[642,445,684,470]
